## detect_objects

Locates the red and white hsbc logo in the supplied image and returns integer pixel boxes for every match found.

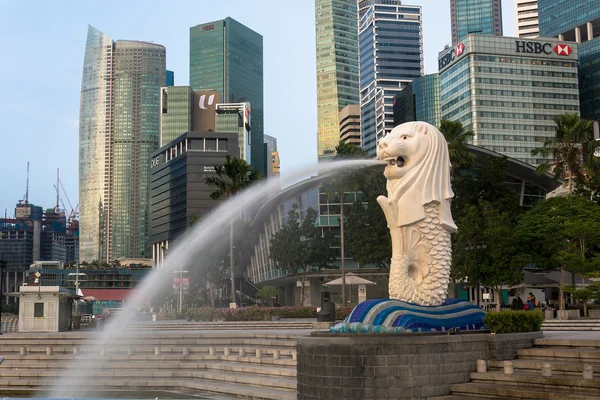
[515,40,573,56]
[554,44,572,56]
[438,42,466,70]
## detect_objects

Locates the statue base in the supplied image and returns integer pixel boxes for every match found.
[330,298,486,333]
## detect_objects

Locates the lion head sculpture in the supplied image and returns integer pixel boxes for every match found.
[376,121,457,233]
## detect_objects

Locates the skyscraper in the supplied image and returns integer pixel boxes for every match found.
[79,26,165,262]
[538,0,600,121]
[393,73,441,128]
[315,0,360,158]
[189,18,264,174]
[339,105,361,147]
[216,102,252,162]
[438,35,579,165]
[514,0,539,38]
[359,0,423,157]
[263,134,280,177]
[451,0,503,44]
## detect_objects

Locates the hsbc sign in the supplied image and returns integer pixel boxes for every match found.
[438,43,466,70]
[515,40,572,56]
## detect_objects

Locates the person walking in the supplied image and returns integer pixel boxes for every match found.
[527,292,536,311]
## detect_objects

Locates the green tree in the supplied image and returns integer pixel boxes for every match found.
[269,205,336,306]
[531,113,599,195]
[438,120,476,174]
[205,155,261,305]
[452,200,524,311]
[564,282,600,319]
[344,175,391,269]
[323,141,369,305]
[517,196,600,310]
[256,286,279,306]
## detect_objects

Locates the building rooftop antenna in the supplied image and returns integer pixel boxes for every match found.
[55,168,60,213]
[25,162,30,204]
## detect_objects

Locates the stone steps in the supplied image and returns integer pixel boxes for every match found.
[488,359,600,376]
[516,347,600,362]
[449,382,600,399]
[542,320,600,331]
[0,377,296,400]
[127,321,315,330]
[0,361,296,378]
[0,359,296,371]
[534,339,600,349]
[0,345,296,355]
[0,354,296,365]
[469,371,600,392]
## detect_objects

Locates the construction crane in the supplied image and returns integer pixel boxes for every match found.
[55,172,79,222]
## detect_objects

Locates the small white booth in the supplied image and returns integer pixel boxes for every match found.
[18,286,74,332]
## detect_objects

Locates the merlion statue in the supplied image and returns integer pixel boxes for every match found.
[376,121,457,306]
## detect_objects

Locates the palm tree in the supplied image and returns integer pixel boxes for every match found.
[330,142,368,306]
[531,113,599,195]
[205,155,261,306]
[438,120,476,174]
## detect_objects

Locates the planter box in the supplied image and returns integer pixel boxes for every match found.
[557,310,579,320]
[544,309,554,319]
[588,309,600,319]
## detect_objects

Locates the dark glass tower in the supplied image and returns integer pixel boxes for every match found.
[359,0,423,157]
[189,18,264,175]
[539,0,600,121]
[451,0,503,44]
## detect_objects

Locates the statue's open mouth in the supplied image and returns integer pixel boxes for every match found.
[385,156,405,167]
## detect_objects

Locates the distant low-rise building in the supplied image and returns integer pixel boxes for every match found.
[339,105,361,147]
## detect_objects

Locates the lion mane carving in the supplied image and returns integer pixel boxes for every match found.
[376,121,457,306]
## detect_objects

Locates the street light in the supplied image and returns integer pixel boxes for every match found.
[68,264,86,315]
[465,240,486,307]
[173,270,189,313]
[0,256,7,335]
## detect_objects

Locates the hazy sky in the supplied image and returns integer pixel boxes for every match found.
[0,0,515,215]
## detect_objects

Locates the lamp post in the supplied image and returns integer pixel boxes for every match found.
[0,256,7,335]
[68,264,86,315]
[465,240,486,307]
[173,270,188,313]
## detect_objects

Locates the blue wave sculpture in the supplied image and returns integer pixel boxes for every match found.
[330,298,486,333]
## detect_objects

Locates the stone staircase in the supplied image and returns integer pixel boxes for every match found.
[432,338,600,399]
[0,332,298,399]
[126,320,316,330]
[541,319,600,331]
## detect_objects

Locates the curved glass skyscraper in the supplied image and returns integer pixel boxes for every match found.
[79,26,166,262]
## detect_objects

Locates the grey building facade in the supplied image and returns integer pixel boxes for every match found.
[438,35,580,165]
[149,131,239,266]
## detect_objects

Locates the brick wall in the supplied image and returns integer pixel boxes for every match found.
[297,331,542,400]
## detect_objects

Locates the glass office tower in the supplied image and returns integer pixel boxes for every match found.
[189,18,264,174]
[451,0,503,44]
[538,0,600,120]
[393,73,441,128]
[78,26,166,262]
[359,0,423,157]
[315,0,360,158]
[160,86,194,146]
[438,35,579,165]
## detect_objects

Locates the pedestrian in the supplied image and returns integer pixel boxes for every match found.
[527,292,536,311]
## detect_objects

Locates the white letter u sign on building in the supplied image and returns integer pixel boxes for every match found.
[199,94,215,110]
